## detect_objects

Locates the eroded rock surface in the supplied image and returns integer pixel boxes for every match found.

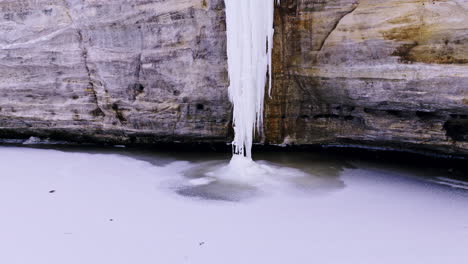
[0,0,229,144]
[266,0,468,155]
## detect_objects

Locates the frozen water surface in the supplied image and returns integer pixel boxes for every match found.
[0,146,467,264]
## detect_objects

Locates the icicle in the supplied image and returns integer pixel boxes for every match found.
[225,0,279,159]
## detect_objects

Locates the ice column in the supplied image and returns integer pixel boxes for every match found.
[225,0,278,159]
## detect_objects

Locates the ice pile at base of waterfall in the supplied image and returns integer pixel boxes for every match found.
[188,155,311,189]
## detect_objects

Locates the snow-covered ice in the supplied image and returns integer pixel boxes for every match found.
[1,146,467,264]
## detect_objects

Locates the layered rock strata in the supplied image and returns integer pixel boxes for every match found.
[0,0,229,144]
[266,0,468,156]
[1,0,468,157]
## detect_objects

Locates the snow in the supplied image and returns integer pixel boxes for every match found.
[225,0,278,158]
[1,146,467,264]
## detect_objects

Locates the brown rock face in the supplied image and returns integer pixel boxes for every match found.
[0,0,230,144]
[265,0,468,155]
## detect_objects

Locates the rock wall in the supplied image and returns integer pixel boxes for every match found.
[1,0,468,156]
[266,0,468,155]
[0,0,230,144]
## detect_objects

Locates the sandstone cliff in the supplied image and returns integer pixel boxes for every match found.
[0,0,230,144]
[266,0,468,156]
[1,0,467,157]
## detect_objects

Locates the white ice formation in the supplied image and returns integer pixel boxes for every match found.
[225,0,279,159]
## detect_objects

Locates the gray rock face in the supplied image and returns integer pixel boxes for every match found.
[0,0,230,144]
[1,0,467,157]
[266,0,468,156]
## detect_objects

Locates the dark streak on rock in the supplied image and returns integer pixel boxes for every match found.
[317,2,359,52]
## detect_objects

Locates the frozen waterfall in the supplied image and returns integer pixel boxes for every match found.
[225,0,279,159]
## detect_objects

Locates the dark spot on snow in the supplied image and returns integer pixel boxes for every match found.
[49,190,56,193]
[196,103,204,110]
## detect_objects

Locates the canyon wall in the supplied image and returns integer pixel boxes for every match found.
[1,0,467,156]
[0,0,230,144]
[266,0,468,155]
